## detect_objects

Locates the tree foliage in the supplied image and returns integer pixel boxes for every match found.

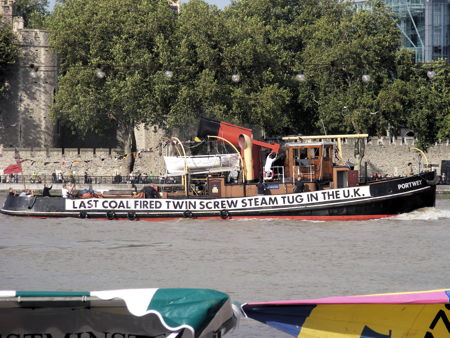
[406,59,450,149]
[15,0,49,29]
[300,0,400,135]
[48,0,177,172]
[47,0,450,161]
[0,22,18,96]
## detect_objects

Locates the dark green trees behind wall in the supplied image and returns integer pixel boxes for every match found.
[48,0,177,173]
[47,0,449,167]
[15,0,49,29]
[0,22,18,97]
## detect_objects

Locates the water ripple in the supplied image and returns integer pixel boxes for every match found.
[107,242,172,250]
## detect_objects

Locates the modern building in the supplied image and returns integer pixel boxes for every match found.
[356,0,450,62]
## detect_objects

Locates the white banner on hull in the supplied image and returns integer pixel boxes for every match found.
[66,186,371,212]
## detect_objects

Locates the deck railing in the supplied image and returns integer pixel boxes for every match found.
[0,174,182,185]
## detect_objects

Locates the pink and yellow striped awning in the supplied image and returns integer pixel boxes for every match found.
[242,289,450,337]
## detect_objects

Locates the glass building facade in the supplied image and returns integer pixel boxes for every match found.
[424,0,449,61]
[356,0,450,62]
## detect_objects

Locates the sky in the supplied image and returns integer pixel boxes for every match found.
[48,0,233,11]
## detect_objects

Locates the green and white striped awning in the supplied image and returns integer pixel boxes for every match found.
[0,288,237,338]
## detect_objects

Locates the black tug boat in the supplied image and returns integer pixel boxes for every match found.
[1,118,438,221]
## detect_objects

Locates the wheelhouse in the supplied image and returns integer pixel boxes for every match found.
[283,142,334,183]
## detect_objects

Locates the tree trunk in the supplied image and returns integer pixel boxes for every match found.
[117,124,136,176]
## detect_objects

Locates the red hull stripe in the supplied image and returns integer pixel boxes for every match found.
[136,214,396,222]
[30,214,395,221]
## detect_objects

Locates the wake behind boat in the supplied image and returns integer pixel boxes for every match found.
[1,118,438,220]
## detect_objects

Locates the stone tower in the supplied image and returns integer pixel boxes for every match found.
[0,0,58,148]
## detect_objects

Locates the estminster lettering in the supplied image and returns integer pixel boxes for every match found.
[397,180,423,190]
[66,186,370,211]
[0,332,152,338]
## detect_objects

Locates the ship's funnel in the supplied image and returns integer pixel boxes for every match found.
[197,117,252,146]
[197,117,278,182]
[239,134,254,181]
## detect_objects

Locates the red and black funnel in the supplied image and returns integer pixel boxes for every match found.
[197,117,252,147]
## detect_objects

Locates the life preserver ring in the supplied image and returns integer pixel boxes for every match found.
[127,211,136,220]
[183,210,193,218]
[106,210,115,220]
[79,211,88,219]
[263,170,274,180]
[220,209,230,219]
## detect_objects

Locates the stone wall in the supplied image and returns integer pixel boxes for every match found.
[0,0,58,148]
[341,137,449,176]
[0,137,448,180]
[0,146,167,179]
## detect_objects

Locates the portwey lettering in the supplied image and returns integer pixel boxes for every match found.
[398,180,422,190]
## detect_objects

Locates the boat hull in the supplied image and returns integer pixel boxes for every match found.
[1,172,437,220]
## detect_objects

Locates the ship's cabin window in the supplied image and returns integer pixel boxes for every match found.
[299,148,307,159]
[293,148,307,165]
[323,146,332,160]
[308,147,320,159]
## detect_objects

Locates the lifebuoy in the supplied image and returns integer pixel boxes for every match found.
[220,209,230,219]
[79,211,88,219]
[127,211,136,220]
[263,170,274,180]
[183,210,193,218]
[106,210,115,220]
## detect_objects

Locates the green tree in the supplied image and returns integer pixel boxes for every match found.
[374,49,416,138]
[15,0,49,29]
[168,0,336,136]
[48,0,177,173]
[168,0,296,135]
[220,0,297,134]
[300,0,400,135]
[0,22,18,96]
[166,0,227,133]
[407,60,450,150]
[376,52,450,151]
[219,0,348,135]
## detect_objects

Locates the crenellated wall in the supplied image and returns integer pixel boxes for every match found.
[0,137,448,179]
[341,137,449,176]
[0,146,167,178]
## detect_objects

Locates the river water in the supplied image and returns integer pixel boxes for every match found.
[1,197,449,337]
